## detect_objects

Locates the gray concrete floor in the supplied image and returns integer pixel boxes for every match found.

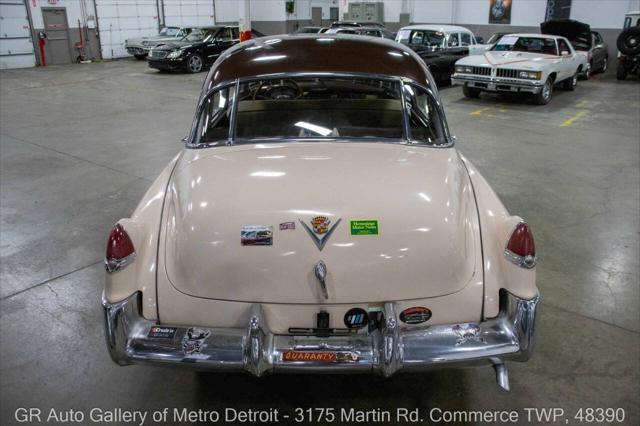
[1,60,638,425]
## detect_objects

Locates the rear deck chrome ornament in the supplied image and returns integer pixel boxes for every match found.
[300,217,342,251]
[314,260,329,299]
[453,323,484,345]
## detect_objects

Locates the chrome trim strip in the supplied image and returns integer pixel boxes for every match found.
[104,252,136,273]
[228,79,240,145]
[452,74,544,86]
[399,80,412,143]
[504,248,537,269]
[452,75,544,91]
[185,81,237,149]
[298,218,342,251]
[102,290,539,381]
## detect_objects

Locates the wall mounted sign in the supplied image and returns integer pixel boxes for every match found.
[489,0,512,24]
[545,0,572,21]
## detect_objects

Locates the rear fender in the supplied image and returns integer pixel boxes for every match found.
[104,153,182,319]
[462,157,538,319]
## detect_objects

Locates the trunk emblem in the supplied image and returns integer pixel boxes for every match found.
[311,216,330,234]
[314,260,329,300]
[299,217,342,251]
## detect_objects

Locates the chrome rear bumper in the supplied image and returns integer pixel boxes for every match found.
[103,290,538,389]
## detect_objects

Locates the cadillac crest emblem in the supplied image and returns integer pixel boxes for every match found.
[311,216,330,234]
[299,216,342,251]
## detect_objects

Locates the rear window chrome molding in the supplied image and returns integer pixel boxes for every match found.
[185,71,453,149]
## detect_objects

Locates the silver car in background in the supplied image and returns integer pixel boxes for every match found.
[125,27,194,59]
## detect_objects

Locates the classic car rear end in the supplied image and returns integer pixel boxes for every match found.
[103,35,539,389]
[541,19,608,77]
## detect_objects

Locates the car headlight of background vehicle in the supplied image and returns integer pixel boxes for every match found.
[455,65,474,74]
[167,50,183,59]
[518,70,542,80]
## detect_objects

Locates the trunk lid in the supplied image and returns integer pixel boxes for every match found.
[163,143,479,304]
[482,50,555,67]
[541,19,592,51]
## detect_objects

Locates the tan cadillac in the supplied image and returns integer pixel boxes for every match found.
[103,35,539,390]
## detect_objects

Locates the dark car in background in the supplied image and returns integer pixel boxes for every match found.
[541,19,608,78]
[395,24,480,83]
[330,21,385,28]
[325,26,395,39]
[147,26,263,73]
[125,26,195,59]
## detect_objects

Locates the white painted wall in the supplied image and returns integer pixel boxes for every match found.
[288,0,340,21]
[162,0,215,27]
[330,0,640,28]
[214,0,287,22]
[571,0,640,29]
[94,0,159,59]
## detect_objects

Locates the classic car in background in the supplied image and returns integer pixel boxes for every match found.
[147,26,264,73]
[541,19,608,78]
[125,26,194,59]
[103,35,539,390]
[292,26,329,34]
[330,21,386,28]
[325,26,395,39]
[395,25,481,83]
[452,34,588,104]
[616,10,640,80]
[472,32,510,53]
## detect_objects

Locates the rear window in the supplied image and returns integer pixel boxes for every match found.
[195,77,446,145]
[160,27,179,36]
[235,78,403,140]
[396,30,445,47]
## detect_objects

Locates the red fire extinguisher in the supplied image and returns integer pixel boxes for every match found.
[38,31,47,66]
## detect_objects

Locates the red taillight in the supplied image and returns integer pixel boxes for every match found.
[504,222,536,268]
[105,224,135,272]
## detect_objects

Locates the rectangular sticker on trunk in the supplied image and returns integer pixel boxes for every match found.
[350,220,379,235]
[241,225,273,246]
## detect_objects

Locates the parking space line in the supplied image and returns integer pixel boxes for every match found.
[560,110,587,127]
[470,107,492,116]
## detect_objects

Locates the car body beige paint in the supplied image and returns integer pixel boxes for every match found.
[162,142,479,305]
[105,144,537,327]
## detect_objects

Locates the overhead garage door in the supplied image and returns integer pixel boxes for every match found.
[0,0,36,69]
[162,0,215,27]
[94,0,159,59]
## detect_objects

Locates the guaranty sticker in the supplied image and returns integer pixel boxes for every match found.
[350,220,379,235]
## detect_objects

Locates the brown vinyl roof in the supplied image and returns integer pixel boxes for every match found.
[202,35,433,92]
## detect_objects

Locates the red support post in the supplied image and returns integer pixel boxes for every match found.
[38,37,46,66]
[239,0,252,42]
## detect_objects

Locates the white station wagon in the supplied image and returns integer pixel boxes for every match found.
[452,33,589,104]
[103,35,539,390]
